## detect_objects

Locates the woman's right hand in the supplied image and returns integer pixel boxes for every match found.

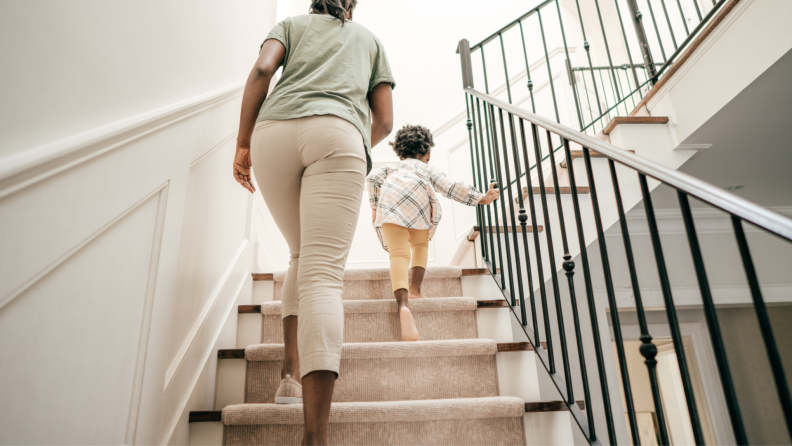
[478,182,500,205]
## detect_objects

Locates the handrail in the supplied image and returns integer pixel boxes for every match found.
[466,87,792,241]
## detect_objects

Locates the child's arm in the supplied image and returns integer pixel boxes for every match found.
[428,166,490,206]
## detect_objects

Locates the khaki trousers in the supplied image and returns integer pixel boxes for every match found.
[379,224,430,292]
[251,115,366,378]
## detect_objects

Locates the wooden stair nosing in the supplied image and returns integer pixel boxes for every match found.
[603,116,669,135]
[255,268,495,281]
[524,400,586,413]
[519,187,590,202]
[189,410,222,423]
[560,149,636,168]
[240,300,512,314]
[222,342,538,359]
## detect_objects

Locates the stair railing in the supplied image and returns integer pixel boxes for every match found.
[460,40,792,444]
[458,0,729,136]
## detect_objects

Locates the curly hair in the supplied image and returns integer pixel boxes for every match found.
[310,0,357,24]
[390,125,435,159]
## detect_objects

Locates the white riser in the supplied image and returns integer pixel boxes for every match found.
[524,412,575,446]
[252,280,274,305]
[189,421,223,446]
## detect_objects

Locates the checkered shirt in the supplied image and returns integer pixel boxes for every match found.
[368,159,484,251]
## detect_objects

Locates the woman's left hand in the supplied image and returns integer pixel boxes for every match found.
[233,147,256,193]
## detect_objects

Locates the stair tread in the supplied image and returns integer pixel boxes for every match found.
[603,116,668,135]
[245,339,498,361]
[222,396,526,425]
[468,225,543,241]
[253,267,490,281]
[220,341,534,359]
[248,297,478,315]
[241,297,509,313]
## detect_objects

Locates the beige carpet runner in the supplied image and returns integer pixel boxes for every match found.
[222,267,527,445]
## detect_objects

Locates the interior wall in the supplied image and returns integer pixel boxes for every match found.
[0,1,277,445]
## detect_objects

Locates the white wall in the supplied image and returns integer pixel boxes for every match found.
[0,1,278,444]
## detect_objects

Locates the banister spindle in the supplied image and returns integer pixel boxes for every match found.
[492,107,517,306]
[517,120,542,340]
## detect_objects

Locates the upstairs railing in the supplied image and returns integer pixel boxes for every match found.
[458,49,792,444]
[458,0,728,136]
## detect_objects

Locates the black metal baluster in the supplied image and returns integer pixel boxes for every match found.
[498,34,513,104]
[492,107,517,306]
[555,0,584,129]
[646,0,669,61]
[578,70,597,131]
[659,0,680,50]
[612,0,644,97]
[518,120,542,341]
[501,113,528,311]
[574,0,604,116]
[691,0,704,22]
[481,49,491,94]
[675,0,691,35]
[639,174,705,444]
[478,100,499,276]
[468,94,488,262]
[679,193,747,444]
[566,145,614,443]
[525,123,556,371]
[732,216,792,438]
[609,161,670,445]
[583,149,641,445]
[518,21,537,113]
[548,132,585,407]
[483,103,506,288]
[537,9,562,124]
[594,0,624,101]
[540,130,574,402]
[626,0,660,84]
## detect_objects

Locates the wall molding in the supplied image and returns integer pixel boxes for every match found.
[605,206,792,237]
[0,182,170,312]
[0,81,244,199]
[163,239,249,391]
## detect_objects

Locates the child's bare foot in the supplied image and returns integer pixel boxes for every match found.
[408,290,426,299]
[399,307,420,341]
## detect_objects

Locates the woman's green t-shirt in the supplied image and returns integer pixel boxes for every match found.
[258,14,396,171]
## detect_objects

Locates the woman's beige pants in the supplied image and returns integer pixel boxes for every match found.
[251,115,366,378]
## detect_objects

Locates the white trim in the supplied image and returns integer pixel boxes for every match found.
[126,183,170,445]
[674,143,713,151]
[0,81,245,197]
[605,206,792,237]
[163,239,249,391]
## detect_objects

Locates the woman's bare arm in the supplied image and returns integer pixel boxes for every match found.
[233,40,286,193]
[368,82,394,148]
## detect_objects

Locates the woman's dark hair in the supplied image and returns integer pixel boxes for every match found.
[310,0,357,24]
[390,125,435,159]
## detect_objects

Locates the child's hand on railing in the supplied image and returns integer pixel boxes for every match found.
[478,182,500,205]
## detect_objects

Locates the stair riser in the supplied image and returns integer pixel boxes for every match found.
[260,310,478,343]
[273,278,462,301]
[245,355,498,403]
[225,417,526,445]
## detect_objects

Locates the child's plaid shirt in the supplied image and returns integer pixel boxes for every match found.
[367,159,484,251]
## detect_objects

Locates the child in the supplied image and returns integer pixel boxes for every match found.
[367,125,499,341]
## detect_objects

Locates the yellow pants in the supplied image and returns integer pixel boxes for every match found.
[380,223,430,292]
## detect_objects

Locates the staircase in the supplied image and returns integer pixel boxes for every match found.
[189,267,583,445]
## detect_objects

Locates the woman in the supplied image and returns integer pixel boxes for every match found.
[232,0,394,444]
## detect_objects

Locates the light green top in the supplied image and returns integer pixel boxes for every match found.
[258,14,395,171]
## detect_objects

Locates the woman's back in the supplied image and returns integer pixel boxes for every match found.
[258,14,393,157]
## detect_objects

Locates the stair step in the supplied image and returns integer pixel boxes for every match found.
[261,266,471,301]
[603,116,668,135]
[468,225,543,241]
[240,339,500,404]
[221,397,527,445]
[219,342,536,359]
[246,297,481,343]
[560,149,636,168]
[516,186,590,204]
